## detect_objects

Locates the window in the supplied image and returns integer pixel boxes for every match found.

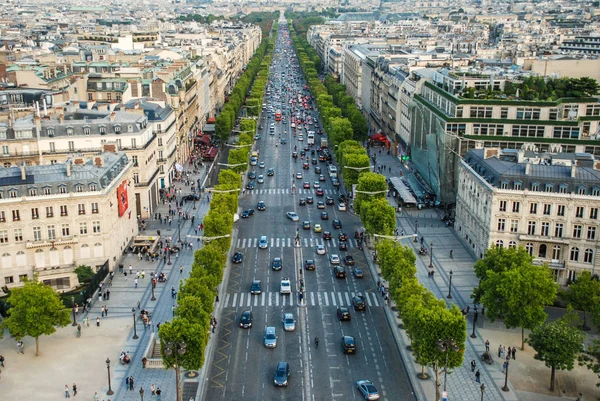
[593,188,600,197]
[0,229,7,243]
[549,108,558,120]
[78,204,85,215]
[114,125,121,134]
[495,240,504,248]
[132,156,138,167]
[530,203,538,214]
[19,274,27,282]
[84,126,91,135]
[13,228,22,242]
[555,223,564,238]
[545,184,553,193]
[31,208,39,219]
[60,205,68,216]
[541,222,550,236]
[33,226,42,241]
[510,220,519,233]
[28,188,37,196]
[92,221,101,233]
[509,241,517,249]
[525,243,534,256]
[576,206,585,218]
[12,210,20,221]
[0,211,5,222]
[559,184,569,194]
[4,276,14,284]
[91,203,99,214]
[552,245,562,260]
[44,187,52,195]
[59,186,67,194]
[47,225,56,240]
[61,224,70,237]
[584,249,594,263]
[570,247,579,262]
[500,181,509,189]
[75,185,83,193]
[557,205,565,217]
[499,200,507,212]
[131,138,137,149]
[578,187,587,195]
[511,125,545,138]
[99,126,106,135]
[539,244,547,258]
[470,106,493,118]
[9,190,18,198]
[573,225,582,238]
[89,184,97,191]
[528,221,536,235]
[79,222,88,235]
[497,218,506,231]
[514,182,522,190]
[500,107,508,118]
[46,206,54,218]
[158,138,163,146]
[543,204,551,215]
[1,145,7,156]
[512,202,520,213]
[133,173,139,184]
[68,141,75,151]
[531,182,539,192]
[49,142,55,152]
[516,107,541,120]
[591,208,599,220]
[588,226,597,240]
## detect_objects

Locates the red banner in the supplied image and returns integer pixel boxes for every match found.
[117,181,128,217]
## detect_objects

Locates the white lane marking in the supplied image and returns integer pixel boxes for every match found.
[344,292,351,306]
[331,291,337,306]
[337,292,343,306]
[238,293,244,307]
[324,292,329,306]
[310,292,315,306]
[261,292,266,307]
[372,292,380,307]
[365,293,372,307]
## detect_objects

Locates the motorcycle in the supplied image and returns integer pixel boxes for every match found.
[418,247,428,256]
[481,352,493,365]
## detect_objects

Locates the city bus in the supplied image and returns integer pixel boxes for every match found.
[275,110,282,121]
[307,131,315,145]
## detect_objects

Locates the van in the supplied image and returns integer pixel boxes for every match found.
[264,326,277,348]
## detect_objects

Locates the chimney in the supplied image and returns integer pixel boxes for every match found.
[20,164,26,181]
[74,158,85,165]
[484,148,499,159]
[110,112,116,122]
[525,163,530,175]
[66,161,71,177]
[571,164,577,178]
[94,157,103,167]
[103,143,117,153]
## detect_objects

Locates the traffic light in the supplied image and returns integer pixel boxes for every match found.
[401,155,410,162]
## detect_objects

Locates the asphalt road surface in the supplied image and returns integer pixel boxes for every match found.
[203,19,415,401]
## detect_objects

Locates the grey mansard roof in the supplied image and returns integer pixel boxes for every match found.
[38,110,148,139]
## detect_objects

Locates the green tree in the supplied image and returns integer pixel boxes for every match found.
[360,198,396,236]
[354,172,387,215]
[74,265,95,283]
[377,239,416,289]
[218,170,242,188]
[478,250,557,349]
[341,153,371,187]
[527,311,585,391]
[567,271,600,330]
[0,279,71,355]
[579,339,600,388]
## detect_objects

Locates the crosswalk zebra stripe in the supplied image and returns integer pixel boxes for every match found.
[331,291,337,306]
[276,294,279,307]
[239,293,244,307]
[254,295,258,307]
[261,292,266,307]
[365,293,372,307]
[224,293,231,307]
[310,292,315,306]
[270,238,275,248]
[232,293,238,307]
[344,292,351,306]
[247,294,252,307]
[337,292,344,306]
[323,292,329,306]
[372,293,379,307]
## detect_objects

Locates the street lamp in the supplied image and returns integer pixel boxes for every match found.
[502,355,510,392]
[106,358,114,395]
[178,218,181,243]
[71,296,77,326]
[447,270,453,299]
[480,383,485,401]
[132,308,139,340]
[343,165,373,172]
[167,247,172,265]
[471,305,479,338]
[151,279,156,301]
[437,338,459,397]
[429,242,434,268]
[165,341,187,401]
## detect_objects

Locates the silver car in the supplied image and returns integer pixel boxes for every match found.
[283,313,295,332]
[264,326,277,348]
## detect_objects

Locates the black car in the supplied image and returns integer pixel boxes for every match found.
[344,255,355,265]
[304,260,315,270]
[250,280,262,295]
[246,181,255,190]
[337,307,351,321]
[353,294,366,311]
[241,209,255,218]
[338,232,348,241]
[232,252,243,264]
[183,194,200,201]
[332,219,341,229]
[248,171,257,179]
[272,257,283,271]
[306,196,314,204]
[315,166,322,174]
[302,221,311,230]
[321,212,329,220]
[273,362,290,387]
[339,241,347,251]
[257,201,266,211]
[334,265,346,278]
[267,168,275,176]
[299,198,306,206]
[323,231,332,240]
[342,335,356,354]
[240,310,253,328]
[325,196,334,205]
[311,158,318,165]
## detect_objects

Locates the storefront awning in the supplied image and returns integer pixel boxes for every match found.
[389,177,418,205]
[203,124,215,133]
[207,117,216,124]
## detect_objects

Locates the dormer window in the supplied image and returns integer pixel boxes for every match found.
[83,126,91,135]
[114,125,121,134]
[577,186,587,195]
[545,184,554,193]
[67,127,74,136]
[593,187,600,197]
[9,190,18,198]
[75,185,84,193]
[99,125,106,135]
[559,184,569,194]
[531,182,539,192]
[59,186,67,194]
[89,183,97,191]
[28,188,37,196]
[500,181,509,190]
[47,128,55,137]
[514,181,522,191]
[43,187,52,195]
[128,125,133,133]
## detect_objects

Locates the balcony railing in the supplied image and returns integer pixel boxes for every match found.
[533,258,565,269]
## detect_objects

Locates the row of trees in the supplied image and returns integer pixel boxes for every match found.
[157,23,277,381]
[473,246,600,390]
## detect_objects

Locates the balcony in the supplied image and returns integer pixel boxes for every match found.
[36,263,76,277]
[533,258,565,269]
[26,236,80,249]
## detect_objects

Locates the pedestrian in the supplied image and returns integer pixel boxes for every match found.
[501,345,506,358]
[470,359,476,372]
[101,305,105,317]
[0,354,4,367]
[511,347,516,360]
[497,344,502,358]
[125,376,130,388]
[142,357,147,368]
[151,384,155,395]
[139,387,144,399]
[485,340,490,352]
[76,324,81,338]
[64,384,70,398]
[475,370,481,383]
[93,392,99,401]
[129,265,133,275]
[72,383,77,396]
[17,340,24,354]
[180,265,183,274]
[507,346,511,358]
[155,387,162,400]
[137,300,141,309]
[502,360,507,373]
[105,305,108,316]
[96,317,100,327]
[134,278,138,288]
[129,376,134,391]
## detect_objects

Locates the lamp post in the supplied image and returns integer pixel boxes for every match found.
[502,356,510,392]
[414,220,419,242]
[178,218,181,244]
[106,358,114,395]
[151,279,156,301]
[71,296,77,326]
[429,242,434,268]
[167,248,172,265]
[165,342,187,401]
[480,383,485,401]
[447,270,453,299]
[437,338,459,396]
[132,308,139,340]
[471,305,479,338]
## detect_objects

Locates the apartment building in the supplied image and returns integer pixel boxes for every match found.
[456,148,600,286]
[0,152,136,293]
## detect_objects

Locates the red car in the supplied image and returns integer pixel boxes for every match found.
[315,189,324,196]
[323,231,332,240]
[303,182,310,189]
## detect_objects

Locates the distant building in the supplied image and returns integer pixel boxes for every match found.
[0,152,136,294]
[456,147,600,286]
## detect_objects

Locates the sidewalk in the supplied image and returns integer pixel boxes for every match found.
[363,149,598,401]
[0,163,212,401]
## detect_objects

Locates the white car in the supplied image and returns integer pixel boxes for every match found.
[316,244,326,255]
[338,203,347,212]
[280,278,291,294]
[329,254,341,265]
[283,313,296,332]
[286,212,300,222]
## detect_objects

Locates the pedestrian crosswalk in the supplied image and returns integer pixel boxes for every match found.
[246,187,338,196]
[222,291,380,308]
[235,237,362,249]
